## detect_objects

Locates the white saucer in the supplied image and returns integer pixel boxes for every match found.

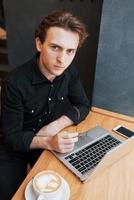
[25,177,70,200]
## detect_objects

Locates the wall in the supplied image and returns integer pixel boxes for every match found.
[93,0,134,116]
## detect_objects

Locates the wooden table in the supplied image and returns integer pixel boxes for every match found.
[12,107,134,200]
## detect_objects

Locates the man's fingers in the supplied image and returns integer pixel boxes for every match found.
[61,137,78,144]
[61,131,78,139]
[61,132,78,144]
[59,144,75,153]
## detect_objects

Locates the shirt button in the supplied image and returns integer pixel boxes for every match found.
[61,97,64,100]
[48,111,51,114]
[32,128,36,132]
[31,110,34,114]
[45,111,47,115]
[51,84,53,87]
[38,119,42,122]
[48,98,52,101]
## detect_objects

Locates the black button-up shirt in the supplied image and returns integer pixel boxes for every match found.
[1,55,90,152]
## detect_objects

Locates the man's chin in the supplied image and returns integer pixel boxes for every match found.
[53,70,65,77]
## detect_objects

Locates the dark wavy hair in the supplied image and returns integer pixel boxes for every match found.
[35,10,88,48]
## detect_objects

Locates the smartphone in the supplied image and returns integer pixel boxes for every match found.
[113,125,134,138]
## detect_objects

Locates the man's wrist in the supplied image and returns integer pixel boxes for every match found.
[30,135,50,149]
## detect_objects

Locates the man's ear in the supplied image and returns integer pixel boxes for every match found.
[35,37,42,52]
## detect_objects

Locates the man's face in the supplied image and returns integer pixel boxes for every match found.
[36,27,79,81]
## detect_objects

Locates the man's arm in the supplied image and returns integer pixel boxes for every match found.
[37,115,73,137]
[30,115,79,152]
[30,131,78,153]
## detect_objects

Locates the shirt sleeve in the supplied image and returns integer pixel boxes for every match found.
[64,65,90,124]
[1,80,35,152]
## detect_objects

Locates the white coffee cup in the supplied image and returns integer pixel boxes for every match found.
[32,170,63,200]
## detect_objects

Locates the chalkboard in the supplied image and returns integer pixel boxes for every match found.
[3,0,102,100]
[93,0,134,116]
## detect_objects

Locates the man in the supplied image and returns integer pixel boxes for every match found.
[0,10,90,199]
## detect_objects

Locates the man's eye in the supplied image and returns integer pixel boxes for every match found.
[67,50,75,55]
[51,46,59,51]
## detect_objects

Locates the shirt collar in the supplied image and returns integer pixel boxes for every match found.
[31,54,66,85]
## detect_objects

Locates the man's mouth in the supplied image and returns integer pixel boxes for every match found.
[54,65,64,69]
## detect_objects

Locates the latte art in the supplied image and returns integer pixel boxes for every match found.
[33,171,61,193]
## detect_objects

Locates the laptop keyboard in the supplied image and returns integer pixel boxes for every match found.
[65,135,121,175]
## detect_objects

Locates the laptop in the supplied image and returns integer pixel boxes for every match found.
[51,126,134,182]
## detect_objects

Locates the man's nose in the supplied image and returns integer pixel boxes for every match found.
[57,52,66,63]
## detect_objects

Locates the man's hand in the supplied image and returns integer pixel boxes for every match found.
[46,131,78,153]
[31,131,78,153]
